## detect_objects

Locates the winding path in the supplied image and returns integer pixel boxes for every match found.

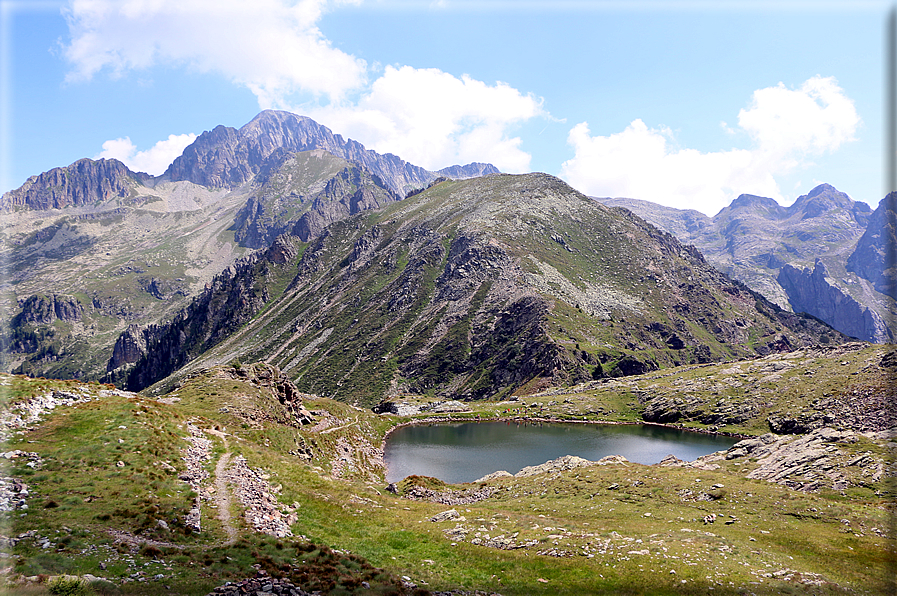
[320,415,359,435]
[207,429,238,545]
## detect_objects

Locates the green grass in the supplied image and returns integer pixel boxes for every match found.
[4,340,895,595]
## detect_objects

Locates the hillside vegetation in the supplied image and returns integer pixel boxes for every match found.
[1,342,894,595]
[122,173,841,405]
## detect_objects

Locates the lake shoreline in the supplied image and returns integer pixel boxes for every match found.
[382,413,750,448]
[381,414,745,483]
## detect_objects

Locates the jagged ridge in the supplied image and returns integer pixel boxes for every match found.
[1,158,152,211]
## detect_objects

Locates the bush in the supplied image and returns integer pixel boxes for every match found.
[47,576,94,596]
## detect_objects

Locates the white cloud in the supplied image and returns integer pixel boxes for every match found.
[560,76,860,216]
[309,65,545,172]
[738,75,860,160]
[95,133,197,174]
[62,0,367,105]
[62,1,546,172]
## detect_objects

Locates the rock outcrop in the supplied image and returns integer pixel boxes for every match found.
[777,260,891,343]
[722,427,892,492]
[107,325,147,371]
[14,294,84,325]
[1,158,150,211]
[215,362,311,425]
[847,192,896,299]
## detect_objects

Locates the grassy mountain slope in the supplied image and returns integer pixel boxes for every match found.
[3,342,894,595]
[127,173,842,404]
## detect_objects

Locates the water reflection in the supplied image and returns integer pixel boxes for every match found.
[384,421,739,484]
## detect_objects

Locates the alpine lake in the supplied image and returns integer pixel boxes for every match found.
[384,420,740,484]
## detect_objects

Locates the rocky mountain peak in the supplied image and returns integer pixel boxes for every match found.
[726,193,786,217]
[164,110,499,197]
[791,183,865,221]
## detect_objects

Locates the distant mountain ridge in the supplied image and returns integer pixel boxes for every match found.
[595,185,893,343]
[1,110,498,213]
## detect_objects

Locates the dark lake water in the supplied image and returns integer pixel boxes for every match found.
[384,421,739,484]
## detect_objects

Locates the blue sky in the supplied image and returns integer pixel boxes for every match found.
[1,0,891,215]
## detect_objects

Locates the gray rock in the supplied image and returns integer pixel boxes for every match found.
[429,509,461,522]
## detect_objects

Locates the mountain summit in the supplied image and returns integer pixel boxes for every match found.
[112,173,842,402]
[164,110,474,196]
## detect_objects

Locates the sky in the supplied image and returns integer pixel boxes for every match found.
[0,0,892,216]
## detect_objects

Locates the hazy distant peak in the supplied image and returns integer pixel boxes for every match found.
[726,193,785,215]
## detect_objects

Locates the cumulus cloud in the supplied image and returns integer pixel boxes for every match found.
[561,76,860,215]
[62,0,367,105]
[738,76,860,161]
[95,133,197,174]
[61,0,546,171]
[309,65,545,172]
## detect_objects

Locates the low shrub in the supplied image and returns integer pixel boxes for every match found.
[47,576,93,596]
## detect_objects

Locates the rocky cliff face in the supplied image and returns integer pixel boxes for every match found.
[14,294,84,325]
[3,294,87,376]
[776,261,891,343]
[847,192,896,299]
[0,158,151,211]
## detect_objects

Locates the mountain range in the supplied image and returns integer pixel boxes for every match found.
[3,108,893,594]
[0,111,495,381]
[595,186,896,344]
[0,110,855,400]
